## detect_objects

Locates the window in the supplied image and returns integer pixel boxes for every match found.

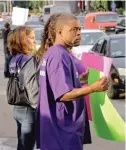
[96,14,118,23]
[44,8,50,14]
[100,40,108,56]
[93,39,104,53]
[80,32,105,45]
[110,38,125,57]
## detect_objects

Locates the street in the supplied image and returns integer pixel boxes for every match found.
[0,38,125,150]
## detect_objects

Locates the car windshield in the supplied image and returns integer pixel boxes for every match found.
[80,32,105,45]
[110,38,125,57]
[96,14,118,23]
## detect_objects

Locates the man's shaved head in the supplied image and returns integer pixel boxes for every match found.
[55,13,77,28]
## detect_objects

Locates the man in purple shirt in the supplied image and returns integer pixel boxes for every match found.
[36,13,109,150]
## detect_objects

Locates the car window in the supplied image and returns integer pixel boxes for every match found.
[80,32,105,45]
[96,14,118,23]
[110,38,125,57]
[44,8,50,14]
[93,39,104,53]
[100,40,108,55]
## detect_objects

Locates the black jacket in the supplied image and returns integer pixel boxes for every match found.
[3,28,11,54]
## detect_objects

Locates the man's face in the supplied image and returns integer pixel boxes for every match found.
[61,19,81,47]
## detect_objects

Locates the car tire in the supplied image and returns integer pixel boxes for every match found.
[107,84,119,99]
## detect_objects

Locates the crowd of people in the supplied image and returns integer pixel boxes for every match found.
[3,12,109,150]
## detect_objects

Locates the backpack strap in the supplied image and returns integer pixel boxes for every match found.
[15,55,24,74]
[19,56,33,71]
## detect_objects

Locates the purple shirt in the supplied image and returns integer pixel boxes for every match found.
[9,54,30,73]
[37,45,85,150]
[71,55,86,75]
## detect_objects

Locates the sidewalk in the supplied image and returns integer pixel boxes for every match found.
[0,138,17,150]
[0,138,40,150]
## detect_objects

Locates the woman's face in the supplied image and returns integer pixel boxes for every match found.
[28,30,36,51]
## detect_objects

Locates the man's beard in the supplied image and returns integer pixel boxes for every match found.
[72,42,80,47]
[61,37,80,48]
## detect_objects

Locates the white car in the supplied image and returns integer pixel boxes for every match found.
[72,29,107,59]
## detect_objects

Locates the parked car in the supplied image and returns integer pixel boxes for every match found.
[89,34,125,99]
[84,12,118,34]
[115,17,125,34]
[72,29,107,59]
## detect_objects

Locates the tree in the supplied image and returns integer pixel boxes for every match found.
[92,0,108,11]
[13,1,29,8]
[102,1,108,11]
[28,1,44,10]
[13,1,44,10]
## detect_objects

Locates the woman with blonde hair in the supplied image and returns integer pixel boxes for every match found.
[8,26,37,150]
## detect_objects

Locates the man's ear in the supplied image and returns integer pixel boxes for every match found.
[56,28,62,35]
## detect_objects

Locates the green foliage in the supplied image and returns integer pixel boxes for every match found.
[0,5,4,12]
[13,1,29,8]
[102,1,108,11]
[116,8,124,15]
[13,1,44,10]
[13,1,44,15]
[28,1,44,10]
[92,0,108,12]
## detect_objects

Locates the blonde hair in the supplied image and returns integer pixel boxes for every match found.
[8,26,34,55]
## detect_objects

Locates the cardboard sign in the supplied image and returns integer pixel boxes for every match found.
[12,7,29,26]
[82,53,125,141]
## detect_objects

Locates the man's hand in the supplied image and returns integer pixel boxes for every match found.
[90,77,109,92]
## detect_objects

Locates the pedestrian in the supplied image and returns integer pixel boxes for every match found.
[2,22,11,78]
[7,26,37,150]
[36,13,109,150]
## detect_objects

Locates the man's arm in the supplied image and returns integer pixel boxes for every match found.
[60,77,109,102]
